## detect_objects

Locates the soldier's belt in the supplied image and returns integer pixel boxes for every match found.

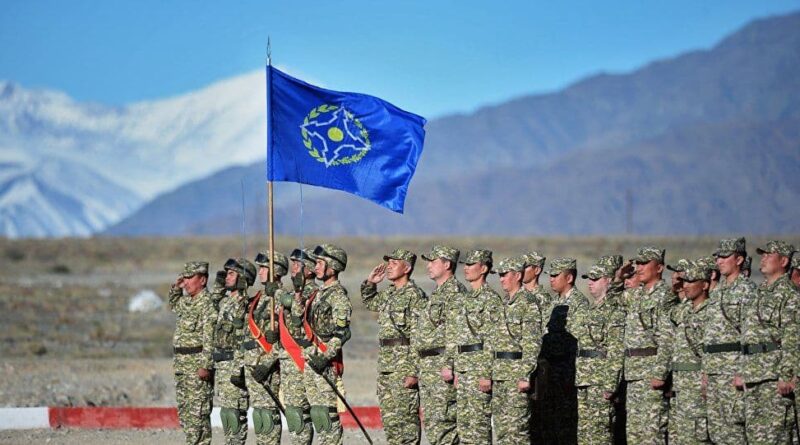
[742,341,781,355]
[418,347,446,358]
[494,351,523,360]
[211,349,234,362]
[578,349,607,359]
[379,337,410,347]
[240,340,259,351]
[671,362,701,372]
[173,345,203,355]
[458,343,484,353]
[703,342,741,354]
[625,347,658,357]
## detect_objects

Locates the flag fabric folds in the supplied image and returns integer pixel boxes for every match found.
[266,66,426,213]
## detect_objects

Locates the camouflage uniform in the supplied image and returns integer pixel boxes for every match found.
[703,238,750,444]
[570,263,625,445]
[740,241,800,445]
[449,249,501,444]
[521,251,551,442]
[170,262,216,445]
[486,257,544,445]
[361,248,427,445]
[623,247,676,445]
[416,245,465,445]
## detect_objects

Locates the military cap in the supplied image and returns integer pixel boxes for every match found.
[521,251,546,269]
[181,261,209,278]
[713,237,746,257]
[460,249,493,265]
[666,258,690,273]
[383,248,417,267]
[290,247,316,270]
[680,261,711,282]
[582,264,613,280]
[548,257,577,276]
[309,243,348,272]
[634,246,665,264]
[494,257,525,274]
[695,256,719,272]
[421,245,460,264]
[254,251,289,276]
[756,240,796,257]
[598,255,623,274]
[792,254,800,271]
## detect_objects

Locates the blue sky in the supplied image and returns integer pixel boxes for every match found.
[1,0,798,118]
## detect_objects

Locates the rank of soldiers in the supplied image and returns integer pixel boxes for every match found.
[168,237,800,445]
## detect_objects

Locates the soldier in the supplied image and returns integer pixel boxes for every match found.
[791,254,800,289]
[299,244,352,445]
[522,251,552,323]
[361,248,427,445]
[666,259,690,301]
[669,261,712,445]
[735,240,800,444]
[448,249,500,444]
[169,261,216,445]
[279,248,318,445]
[211,257,257,445]
[416,245,465,445]
[521,251,551,441]
[704,237,751,444]
[241,251,288,445]
[622,247,675,445]
[570,260,625,445]
[695,256,720,293]
[486,257,544,444]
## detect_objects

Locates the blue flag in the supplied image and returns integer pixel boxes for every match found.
[266,66,426,213]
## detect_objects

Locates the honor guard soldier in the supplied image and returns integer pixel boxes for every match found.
[361,248,427,445]
[520,251,551,441]
[416,245,466,445]
[211,257,257,445]
[169,261,216,445]
[735,240,800,444]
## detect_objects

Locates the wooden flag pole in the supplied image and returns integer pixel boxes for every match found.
[267,37,276,331]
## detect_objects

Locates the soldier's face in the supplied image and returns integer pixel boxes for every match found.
[225,270,238,287]
[716,254,741,277]
[682,280,708,301]
[522,265,539,284]
[499,271,521,293]
[791,269,800,288]
[314,259,329,279]
[258,266,270,284]
[549,272,569,293]
[291,260,303,276]
[635,260,662,284]
[386,258,410,280]
[463,262,485,282]
[587,277,610,298]
[426,258,449,281]
[759,252,788,276]
[182,274,206,296]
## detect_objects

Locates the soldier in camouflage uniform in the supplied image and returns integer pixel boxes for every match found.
[448,249,501,444]
[279,248,318,445]
[522,251,552,325]
[790,254,800,289]
[695,256,720,294]
[521,251,551,441]
[704,237,750,444]
[486,257,544,444]
[240,251,288,445]
[667,259,690,301]
[623,247,677,445]
[416,245,465,445]
[570,260,625,445]
[735,240,800,444]
[298,244,352,445]
[211,257,257,445]
[169,261,216,445]
[361,248,427,445]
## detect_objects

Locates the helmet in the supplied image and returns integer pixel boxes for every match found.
[310,244,347,272]
[254,251,289,277]
[224,257,257,287]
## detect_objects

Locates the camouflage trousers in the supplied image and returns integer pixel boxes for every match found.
[743,380,793,445]
[214,360,249,445]
[418,369,458,445]
[245,364,282,445]
[175,371,213,445]
[491,379,531,445]
[576,385,612,445]
[625,379,667,445]
[706,374,745,445]
[669,374,711,445]
[280,356,313,445]
[302,365,342,445]
[455,371,491,444]
[377,372,421,445]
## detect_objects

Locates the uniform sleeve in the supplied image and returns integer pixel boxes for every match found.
[520,300,544,380]
[652,301,676,382]
[605,307,626,393]
[322,289,352,360]
[780,285,800,381]
[360,280,382,312]
[443,288,463,370]
[168,285,182,312]
[200,298,216,370]
[409,287,427,375]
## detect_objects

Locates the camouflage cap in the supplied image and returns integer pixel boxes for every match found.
[598,255,623,273]
[713,237,746,258]
[756,240,796,257]
[634,246,665,264]
[494,257,525,274]
[680,261,711,282]
[383,248,417,267]
[582,264,613,280]
[180,261,209,278]
[548,257,577,276]
[421,245,460,264]
[460,249,493,265]
[290,247,316,270]
[310,243,348,272]
[695,256,719,272]
[666,258,690,273]
[254,251,289,276]
[522,251,546,268]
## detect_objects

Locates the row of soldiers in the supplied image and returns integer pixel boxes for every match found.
[169,237,800,445]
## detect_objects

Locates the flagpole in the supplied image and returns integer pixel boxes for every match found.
[267,37,276,331]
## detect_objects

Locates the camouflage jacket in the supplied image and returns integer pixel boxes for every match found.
[211,289,250,370]
[414,275,468,372]
[361,279,427,375]
[568,290,625,392]
[525,284,553,333]
[623,279,677,382]
[486,288,544,382]
[242,282,287,368]
[671,299,708,398]
[281,281,318,363]
[702,274,754,375]
[304,280,352,360]
[740,273,800,383]
[170,287,216,373]
[447,282,503,376]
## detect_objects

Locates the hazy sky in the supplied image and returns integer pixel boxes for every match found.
[1,0,798,118]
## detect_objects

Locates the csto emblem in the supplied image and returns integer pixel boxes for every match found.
[300,104,371,167]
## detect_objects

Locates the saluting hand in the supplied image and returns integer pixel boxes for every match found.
[367,263,387,284]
